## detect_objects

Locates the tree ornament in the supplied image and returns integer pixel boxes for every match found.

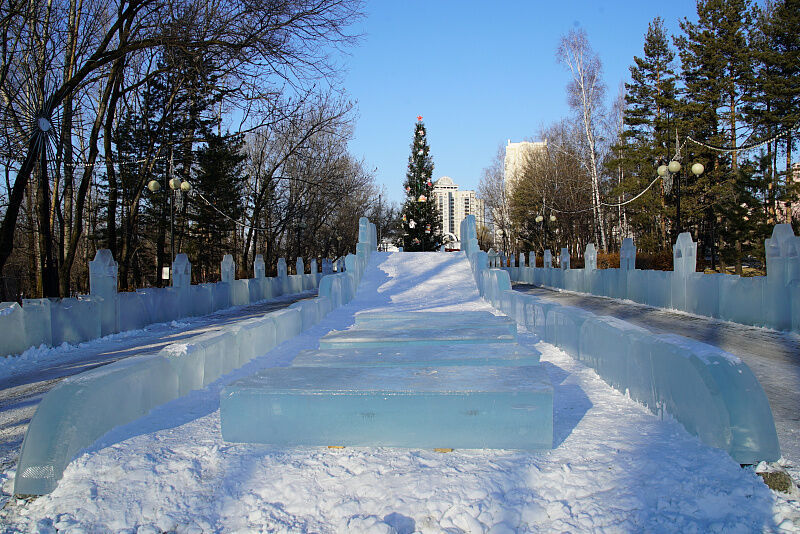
[417,115,423,121]
[409,219,416,229]
[406,186,410,192]
[418,149,424,155]
[417,195,427,202]
[427,181,432,187]
[402,214,407,222]
[425,224,431,234]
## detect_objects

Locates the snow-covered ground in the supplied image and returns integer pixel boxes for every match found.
[1,252,798,532]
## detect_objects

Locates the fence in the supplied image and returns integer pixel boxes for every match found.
[0,251,331,358]
[496,224,800,333]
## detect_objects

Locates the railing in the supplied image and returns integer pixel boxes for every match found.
[459,214,780,465]
[0,252,346,358]
[495,224,800,333]
[14,218,378,495]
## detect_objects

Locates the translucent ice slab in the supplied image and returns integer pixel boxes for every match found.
[319,324,516,348]
[352,311,515,334]
[220,364,553,450]
[545,305,595,357]
[291,343,540,368]
[629,334,781,463]
[14,354,179,495]
[577,315,650,392]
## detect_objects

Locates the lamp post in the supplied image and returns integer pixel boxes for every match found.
[147,176,191,263]
[534,212,557,255]
[658,159,704,238]
[169,177,191,261]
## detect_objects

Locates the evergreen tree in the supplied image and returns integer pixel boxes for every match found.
[612,17,680,250]
[400,118,442,251]
[675,0,754,269]
[187,133,248,280]
[750,0,800,224]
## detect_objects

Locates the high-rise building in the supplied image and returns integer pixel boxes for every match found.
[504,139,547,194]
[494,140,547,249]
[431,176,485,244]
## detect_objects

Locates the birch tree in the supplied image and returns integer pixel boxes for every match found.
[557,28,608,250]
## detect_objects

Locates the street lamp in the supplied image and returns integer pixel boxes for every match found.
[146,177,191,262]
[534,212,556,254]
[658,158,704,238]
[169,177,191,261]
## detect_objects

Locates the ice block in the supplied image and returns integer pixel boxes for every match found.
[545,305,595,356]
[319,324,515,348]
[291,343,540,368]
[577,315,650,391]
[220,364,553,450]
[353,311,515,334]
[14,354,179,496]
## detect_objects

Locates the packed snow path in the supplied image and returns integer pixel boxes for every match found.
[1,252,798,532]
[514,282,800,473]
[0,291,315,472]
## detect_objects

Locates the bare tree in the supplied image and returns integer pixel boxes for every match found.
[557,28,608,250]
[510,120,594,256]
[0,0,363,296]
[478,145,512,254]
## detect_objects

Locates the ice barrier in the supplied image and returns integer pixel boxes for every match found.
[221,365,553,450]
[14,218,379,496]
[221,309,553,450]
[459,214,780,463]
[0,251,327,357]
[490,288,777,460]
[504,225,800,333]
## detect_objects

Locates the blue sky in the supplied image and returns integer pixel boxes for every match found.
[342,0,701,204]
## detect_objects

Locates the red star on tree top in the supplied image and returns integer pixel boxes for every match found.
[417,115,423,121]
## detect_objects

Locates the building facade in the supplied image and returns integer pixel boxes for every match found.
[504,139,547,194]
[431,176,485,244]
[493,140,548,250]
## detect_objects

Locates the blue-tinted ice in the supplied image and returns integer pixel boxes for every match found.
[222,308,552,451]
[319,325,515,348]
[292,343,540,368]
[220,365,553,450]
[320,311,517,349]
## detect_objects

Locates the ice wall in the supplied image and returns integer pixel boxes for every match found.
[0,250,327,357]
[501,225,799,333]
[457,214,780,465]
[16,219,380,496]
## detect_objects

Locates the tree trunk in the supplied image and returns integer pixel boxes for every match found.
[104,67,124,260]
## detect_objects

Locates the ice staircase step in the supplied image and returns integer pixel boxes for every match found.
[220,364,553,450]
[291,343,540,367]
[319,324,516,348]
[353,311,515,333]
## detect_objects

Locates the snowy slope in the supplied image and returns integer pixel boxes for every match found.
[1,252,798,532]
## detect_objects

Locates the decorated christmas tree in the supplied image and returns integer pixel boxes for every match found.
[400,116,442,251]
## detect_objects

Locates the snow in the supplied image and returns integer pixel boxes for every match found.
[1,251,799,532]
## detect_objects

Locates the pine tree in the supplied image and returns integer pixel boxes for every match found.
[187,133,248,280]
[675,0,754,270]
[400,118,442,251]
[751,0,800,224]
[612,17,680,250]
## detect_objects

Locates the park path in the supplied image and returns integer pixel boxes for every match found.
[0,290,316,471]
[514,282,800,470]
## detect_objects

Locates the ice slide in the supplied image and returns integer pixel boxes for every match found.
[14,215,780,497]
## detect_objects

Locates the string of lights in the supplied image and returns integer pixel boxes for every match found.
[192,190,272,232]
[540,121,797,217]
[685,120,800,154]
